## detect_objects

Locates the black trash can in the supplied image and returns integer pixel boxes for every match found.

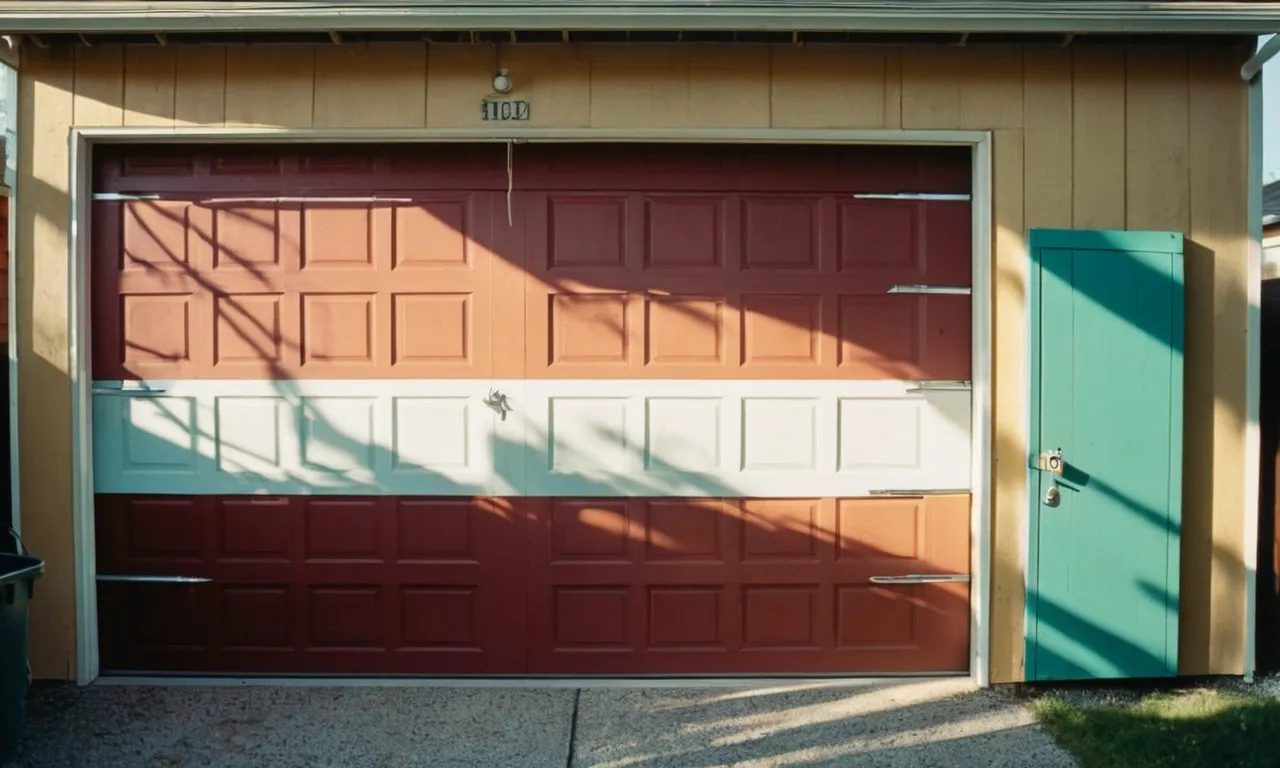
[0,532,43,761]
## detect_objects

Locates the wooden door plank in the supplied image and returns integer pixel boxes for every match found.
[1189,43,1250,676]
[1125,46,1190,232]
[1072,46,1126,230]
[175,45,226,126]
[123,45,176,127]
[1024,48,1072,229]
[688,45,769,128]
[770,46,886,128]
[991,128,1027,684]
[225,45,315,128]
[314,43,426,128]
[73,44,124,127]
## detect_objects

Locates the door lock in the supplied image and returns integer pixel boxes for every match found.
[1044,484,1061,507]
[1037,448,1064,475]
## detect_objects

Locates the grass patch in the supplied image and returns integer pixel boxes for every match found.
[1032,688,1280,768]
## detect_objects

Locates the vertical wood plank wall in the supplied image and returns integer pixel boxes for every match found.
[17,41,1251,682]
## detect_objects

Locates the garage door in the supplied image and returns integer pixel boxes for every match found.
[91,144,973,676]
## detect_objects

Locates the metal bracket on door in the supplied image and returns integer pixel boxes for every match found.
[483,389,512,420]
[96,574,211,584]
[90,385,170,397]
[869,574,971,585]
[905,380,970,392]
[887,285,972,295]
[869,488,970,497]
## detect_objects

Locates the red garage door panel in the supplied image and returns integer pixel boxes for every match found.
[96,495,527,674]
[527,495,970,674]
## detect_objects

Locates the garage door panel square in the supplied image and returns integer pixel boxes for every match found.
[742,197,819,269]
[223,587,293,649]
[397,500,475,561]
[551,295,629,364]
[219,497,292,561]
[645,196,723,268]
[394,200,471,268]
[214,206,288,270]
[300,397,376,472]
[302,206,374,269]
[644,500,725,562]
[122,201,192,271]
[122,583,208,649]
[121,396,198,472]
[740,500,819,561]
[649,587,722,648]
[304,499,382,561]
[122,294,192,366]
[742,295,820,366]
[837,296,921,375]
[646,297,723,365]
[838,200,922,272]
[391,397,472,472]
[741,399,818,471]
[215,294,283,366]
[554,587,630,648]
[742,586,819,648]
[837,586,918,648]
[645,398,721,473]
[301,293,375,365]
[837,499,923,561]
[549,398,630,475]
[215,396,285,475]
[123,497,205,561]
[401,587,478,648]
[392,293,470,364]
[551,500,631,562]
[549,196,626,268]
[307,586,383,648]
[838,399,923,470]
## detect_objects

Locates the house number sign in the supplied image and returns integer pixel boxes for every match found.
[482,99,531,122]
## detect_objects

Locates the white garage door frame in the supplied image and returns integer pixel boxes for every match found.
[63,126,995,687]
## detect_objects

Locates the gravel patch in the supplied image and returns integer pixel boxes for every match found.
[3,683,575,768]
[572,679,1077,768]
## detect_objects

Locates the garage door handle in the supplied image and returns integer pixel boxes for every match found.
[869,574,971,584]
[887,284,972,295]
[96,574,211,584]
[905,380,970,392]
[91,386,169,397]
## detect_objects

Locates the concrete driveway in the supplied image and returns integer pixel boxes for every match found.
[2,679,1075,768]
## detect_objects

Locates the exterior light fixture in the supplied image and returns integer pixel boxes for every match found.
[492,69,513,94]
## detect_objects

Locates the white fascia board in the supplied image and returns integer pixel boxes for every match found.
[0,2,1279,34]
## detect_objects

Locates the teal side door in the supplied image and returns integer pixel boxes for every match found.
[1025,229,1184,682]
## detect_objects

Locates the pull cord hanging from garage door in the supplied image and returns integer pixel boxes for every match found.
[506,139,514,227]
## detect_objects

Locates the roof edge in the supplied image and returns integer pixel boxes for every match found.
[0,1,1279,35]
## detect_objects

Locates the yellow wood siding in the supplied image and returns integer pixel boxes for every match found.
[16,41,1251,682]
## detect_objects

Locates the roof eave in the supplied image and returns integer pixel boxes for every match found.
[0,2,1279,35]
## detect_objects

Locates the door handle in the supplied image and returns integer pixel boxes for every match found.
[869,574,971,585]
[96,574,211,584]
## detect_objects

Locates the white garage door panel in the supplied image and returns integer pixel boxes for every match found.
[508,380,972,498]
[95,379,970,498]
[92,380,497,496]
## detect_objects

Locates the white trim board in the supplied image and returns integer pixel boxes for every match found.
[1244,70,1263,683]
[66,128,995,689]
